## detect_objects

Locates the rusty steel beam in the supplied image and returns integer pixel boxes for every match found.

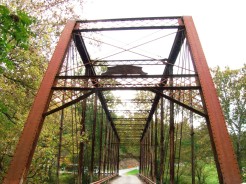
[141,25,185,141]
[43,90,95,116]
[74,25,183,32]
[169,88,175,184]
[77,16,182,23]
[91,58,169,66]
[76,17,183,32]
[78,97,87,183]
[98,108,103,179]
[117,134,141,139]
[150,89,206,117]
[73,32,120,141]
[183,16,241,184]
[109,110,150,112]
[56,74,197,79]
[106,99,154,103]
[115,124,145,127]
[159,97,164,183]
[113,118,147,120]
[115,124,145,126]
[3,20,77,184]
[52,86,200,91]
[117,130,143,132]
[90,93,98,179]
[116,127,144,129]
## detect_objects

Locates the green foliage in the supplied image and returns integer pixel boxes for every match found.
[59,173,76,184]
[211,65,246,133]
[211,65,246,181]
[0,1,83,183]
[126,169,139,175]
[0,5,34,71]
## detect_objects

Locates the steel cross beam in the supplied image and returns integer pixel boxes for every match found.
[109,110,150,113]
[113,118,147,120]
[55,74,197,79]
[149,89,206,117]
[115,124,145,126]
[117,128,143,131]
[43,90,95,116]
[52,86,200,91]
[73,32,120,141]
[106,99,154,103]
[75,17,184,32]
[141,24,185,141]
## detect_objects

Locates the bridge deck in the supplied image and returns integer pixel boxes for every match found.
[109,175,145,184]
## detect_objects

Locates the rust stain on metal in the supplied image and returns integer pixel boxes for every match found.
[183,16,241,184]
[3,16,242,184]
[102,65,147,75]
[3,20,77,184]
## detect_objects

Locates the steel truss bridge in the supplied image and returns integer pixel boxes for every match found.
[4,16,241,183]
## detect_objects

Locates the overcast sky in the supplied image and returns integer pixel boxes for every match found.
[79,0,246,69]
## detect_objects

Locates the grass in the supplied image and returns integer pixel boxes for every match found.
[204,164,219,183]
[126,169,139,175]
[59,173,76,184]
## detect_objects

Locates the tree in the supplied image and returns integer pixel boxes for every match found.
[1,0,83,56]
[0,5,34,72]
[0,1,83,182]
[0,25,46,184]
[211,65,246,179]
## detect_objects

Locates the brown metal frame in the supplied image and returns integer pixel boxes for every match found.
[183,16,241,183]
[3,16,241,184]
[3,20,77,184]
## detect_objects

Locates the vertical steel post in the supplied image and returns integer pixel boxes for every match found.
[57,109,64,183]
[146,133,148,177]
[78,98,87,184]
[109,128,113,174]
[110,128,113,174]
[151,120,155,180]
[183,16,241,184]
[140,141,142,174]
[111,133,114,174]
[144,138,146,176]
[169,100,175,184]
[98,107,103,178]
[154,111,158,182]
[150,124,153,179]
[117,140,120,174]
[90,92,98,181]
[190,110,195,184]
[160,97,164,183]
[57,55,69,183]
[3,20,76,184]
[107,125,111,175]
[78,67,90,184]
[147,134,149,177]
[103,122,108,177]
[113,134,117,173]
[169,70,175,184]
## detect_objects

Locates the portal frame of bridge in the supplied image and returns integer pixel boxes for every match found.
[3,16,241,184]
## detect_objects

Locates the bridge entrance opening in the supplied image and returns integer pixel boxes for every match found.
[4,17,241,184]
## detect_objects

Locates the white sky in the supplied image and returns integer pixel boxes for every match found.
[79,0,246,69]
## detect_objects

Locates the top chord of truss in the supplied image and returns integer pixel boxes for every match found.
[75,17,184,32]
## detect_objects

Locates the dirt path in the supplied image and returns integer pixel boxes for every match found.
[109,175,145,184]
